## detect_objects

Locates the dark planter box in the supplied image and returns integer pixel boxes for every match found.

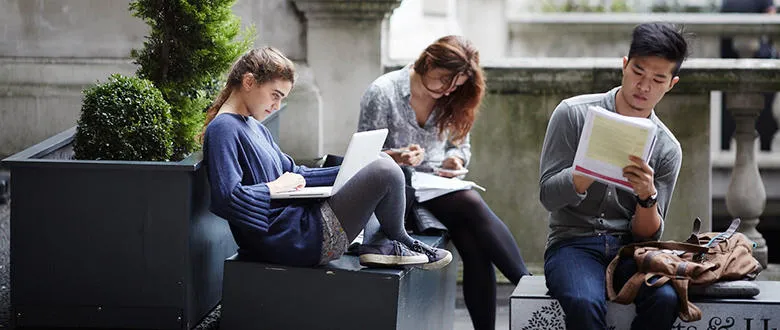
[1,110,282,329]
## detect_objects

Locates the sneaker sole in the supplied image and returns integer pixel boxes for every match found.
[359,253,428,267]
[419,250,453,270]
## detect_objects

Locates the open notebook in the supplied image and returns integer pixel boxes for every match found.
[270,129,389,199]
[411,172,485,202]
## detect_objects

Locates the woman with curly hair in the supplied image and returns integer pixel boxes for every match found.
[358,36,531,330]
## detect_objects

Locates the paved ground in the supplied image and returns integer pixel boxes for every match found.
[456,289,512,330]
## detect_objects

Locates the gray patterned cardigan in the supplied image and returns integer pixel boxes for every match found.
[357,64,472,171]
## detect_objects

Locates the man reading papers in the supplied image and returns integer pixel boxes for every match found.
[538,22,687,330]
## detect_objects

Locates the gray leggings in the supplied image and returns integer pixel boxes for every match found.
[326,156,416,247]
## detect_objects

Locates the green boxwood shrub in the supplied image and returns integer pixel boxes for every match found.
[74,74,174,161]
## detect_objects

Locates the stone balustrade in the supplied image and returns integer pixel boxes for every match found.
[506,13,780,167]
[507,13,780,58]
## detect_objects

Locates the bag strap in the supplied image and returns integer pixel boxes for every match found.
[640,250,663,271]
[703,218,741,248]
[671,277,702,322]
[647,271,704,322]
[606,250,663,304]
[612,273,646,304]
[684,217,702,244]
[644,273,670,287]
[606,253,647,304]
[625,241,709,255]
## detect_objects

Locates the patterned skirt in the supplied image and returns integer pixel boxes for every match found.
[318,201,349,265]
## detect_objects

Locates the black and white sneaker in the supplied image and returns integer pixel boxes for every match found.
[358,240,428,267]
[410,240,453,270]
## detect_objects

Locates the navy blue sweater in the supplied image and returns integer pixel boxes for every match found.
[203,113,339,266]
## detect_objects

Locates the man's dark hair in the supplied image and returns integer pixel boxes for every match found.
[628,23,690,76]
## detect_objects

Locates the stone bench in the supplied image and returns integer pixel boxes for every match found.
[221,233,458,330]
[510,275,780,330]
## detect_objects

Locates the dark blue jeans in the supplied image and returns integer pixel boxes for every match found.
[544,235,679,330]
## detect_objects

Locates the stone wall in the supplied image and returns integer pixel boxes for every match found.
[0,0,322,160]
[0,0,143,159]
[0,0,402,161]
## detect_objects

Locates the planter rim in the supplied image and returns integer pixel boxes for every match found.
[1,126,202,172]
[1,103,285,171]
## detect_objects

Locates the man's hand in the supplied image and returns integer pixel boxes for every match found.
[267,172,306,194]
[623,155,656,199]
[437,156,465,178]
[624,155,662,238]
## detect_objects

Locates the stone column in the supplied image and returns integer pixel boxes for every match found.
[293,0,402,155]
[233,0,322,159]
[725,93,768,268]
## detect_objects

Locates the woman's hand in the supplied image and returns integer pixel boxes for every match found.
[387,144,425,166]
[266,172,306,194]
[437,156,465,178]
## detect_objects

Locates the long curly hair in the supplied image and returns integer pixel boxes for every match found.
[413,35,485,144]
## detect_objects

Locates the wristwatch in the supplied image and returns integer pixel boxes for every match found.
[636,191,658,208]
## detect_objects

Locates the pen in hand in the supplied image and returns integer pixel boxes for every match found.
[472,183,487,192]
[388,147,410,154]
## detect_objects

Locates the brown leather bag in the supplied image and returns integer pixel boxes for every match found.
[605,218,762,322]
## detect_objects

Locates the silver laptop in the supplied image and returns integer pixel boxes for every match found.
[270,128,389,199]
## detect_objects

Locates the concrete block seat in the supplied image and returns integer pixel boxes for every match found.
[221,234,458,330]
[510,275,780,330]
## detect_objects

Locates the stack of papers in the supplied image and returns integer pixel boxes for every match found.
[411,172,486,202]
[572,106,658,193]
